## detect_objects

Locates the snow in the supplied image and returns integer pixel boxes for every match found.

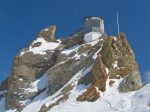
[45,78,150,112]
[131,83,150,111]
[101,20,105,33]
[0,90,7,112]
[73,54,81,60]
[114,37,117,41]
[56,39,62,43]
[47,78,123,112]
[20,38,60,56]
[61,45,80,55]
[25,74,48,93]
[105,67,109,74]
[93,48,102,59]
[29,42,59,55]
[44,28,49,31]
[84,32,102,42]
[32,38,46,45]
[61,44,89,61]
[88,39,100,46]
[0,98,6,112]
[18,74,49,106]
[112,61,119,69]
[19,78,23,81]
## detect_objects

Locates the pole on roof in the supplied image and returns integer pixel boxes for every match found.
[116,12,120,37]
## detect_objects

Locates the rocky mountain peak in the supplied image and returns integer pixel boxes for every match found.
[0,17,146,112]
[38,25,56,42]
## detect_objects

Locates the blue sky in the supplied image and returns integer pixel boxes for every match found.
[0,0,150,84]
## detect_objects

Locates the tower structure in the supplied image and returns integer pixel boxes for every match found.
[83,16,104,42]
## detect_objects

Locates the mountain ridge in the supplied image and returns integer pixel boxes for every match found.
[0,20,149,112]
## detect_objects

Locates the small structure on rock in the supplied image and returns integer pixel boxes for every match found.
[84,17,104,42]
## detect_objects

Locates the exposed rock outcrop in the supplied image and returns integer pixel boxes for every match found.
[91,55,107,92]
[77,32,143,102]
[38,25,56,42]
[119,71,143,92]
[100,33,142,92]
[5,25,59,110]
[6,51,56,110]
[47,40,104,95]
[62,34,84,49]
[77,54,107,102]
[76,86,100,102]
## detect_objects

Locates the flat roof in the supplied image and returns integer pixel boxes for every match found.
[84,16,104,21]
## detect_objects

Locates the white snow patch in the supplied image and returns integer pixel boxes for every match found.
[74,54,81,60]
[0,98,6,112]
[61,45,80,55]
[112,61,119,69]
[44,28,49,31]
[18,74,48,106]
[25,74,48,93]
[105,67,109,74]
[93,48,102,59]
[82,64,93,76]
[88,39,99,46]
[82,53,87,57]
[20,38,60,56]
[114,37,117,41]
[20,51,25,56]
[19,78,23,81]
[32,38,46,45]
[56,39,62,43]
[29,42,59,55]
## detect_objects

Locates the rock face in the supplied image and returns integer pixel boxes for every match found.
[6,50,56,110]
[101,33,143,92]
[38,25,56,42]
[0,24,143,111]
[91,54,107,92]
[5,25,58,110]
[47,39,104,95]
[77,32,143,102]
[76,86,100,102]
[77,54,107,102]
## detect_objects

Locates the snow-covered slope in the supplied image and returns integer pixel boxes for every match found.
[3,71,150,112]
[0,98,6,112]
[45,81,150,112]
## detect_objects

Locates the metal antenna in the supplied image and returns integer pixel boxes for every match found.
[116,12,120,37]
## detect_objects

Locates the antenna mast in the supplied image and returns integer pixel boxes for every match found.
[117,12,120,37]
